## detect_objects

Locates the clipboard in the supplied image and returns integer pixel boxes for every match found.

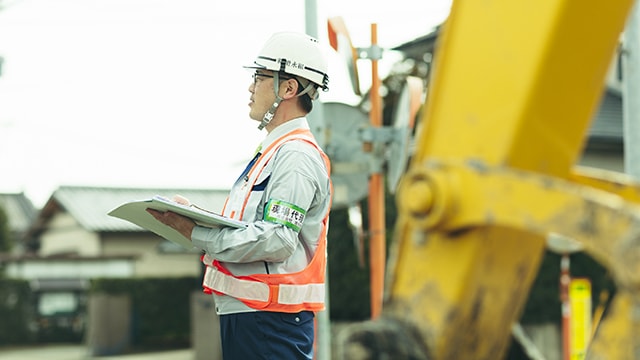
[108,195,247,249]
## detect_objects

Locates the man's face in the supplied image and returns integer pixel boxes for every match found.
[248,70,277,121]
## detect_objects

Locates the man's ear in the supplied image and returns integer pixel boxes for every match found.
[281,78,299,99]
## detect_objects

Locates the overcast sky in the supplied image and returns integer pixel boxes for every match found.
[0,0,451,207]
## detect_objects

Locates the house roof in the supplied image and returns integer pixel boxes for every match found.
[391,26,441,61]
[591,90,622,142]
[31,185,230,234]
[0,192,37,234]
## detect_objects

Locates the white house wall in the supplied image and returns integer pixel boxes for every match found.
[39,212,100,257]
[604,48,622,94]
[101,233,200,277]
[6,258,134,279]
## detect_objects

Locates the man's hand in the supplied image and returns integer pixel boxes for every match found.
[146,208,196,241]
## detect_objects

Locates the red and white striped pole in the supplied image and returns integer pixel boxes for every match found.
[560,254,571,360]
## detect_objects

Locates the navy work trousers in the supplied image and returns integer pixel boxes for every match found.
[219,310,315,359]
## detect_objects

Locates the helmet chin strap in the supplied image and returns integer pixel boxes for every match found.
[257,97,283,130]
[258,71,284,130]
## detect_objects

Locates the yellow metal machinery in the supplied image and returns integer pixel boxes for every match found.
[339,0,640,359]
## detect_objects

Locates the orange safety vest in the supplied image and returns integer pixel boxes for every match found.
[201,128,332,313]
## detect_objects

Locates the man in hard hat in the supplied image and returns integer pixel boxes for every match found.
[148,31,332,359]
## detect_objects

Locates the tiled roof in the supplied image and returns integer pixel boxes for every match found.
[42,186,230,232]
[0,193,37,233]
[590,90,622,141]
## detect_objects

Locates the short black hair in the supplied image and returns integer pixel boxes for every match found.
[299,93,313,112]
[278,72,314,113]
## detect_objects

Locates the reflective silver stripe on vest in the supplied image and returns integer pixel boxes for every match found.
[279,283,325,304]
[203,266,325,305]
[203,266,270,302]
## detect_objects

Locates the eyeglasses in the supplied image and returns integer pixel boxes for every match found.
[252,72,296,85]
[252,72,274,85]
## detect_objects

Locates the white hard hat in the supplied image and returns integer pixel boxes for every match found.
[245,32,329,92]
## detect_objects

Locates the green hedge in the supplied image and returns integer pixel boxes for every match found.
[328,207,371,320]
[91,277,200,349]
[327,191,397,321]
[0,279,36,345]
[0,205,11,252]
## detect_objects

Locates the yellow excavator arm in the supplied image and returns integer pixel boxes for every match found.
[339,1,640,359]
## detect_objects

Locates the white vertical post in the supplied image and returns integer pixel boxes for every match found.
[623,0,640,178]
[305,2,331,360]
[304,0,328,148]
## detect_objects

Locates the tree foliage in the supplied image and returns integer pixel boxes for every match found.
[0,205,11,253]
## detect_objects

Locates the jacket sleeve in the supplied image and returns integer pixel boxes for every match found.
[191,144,322,263]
